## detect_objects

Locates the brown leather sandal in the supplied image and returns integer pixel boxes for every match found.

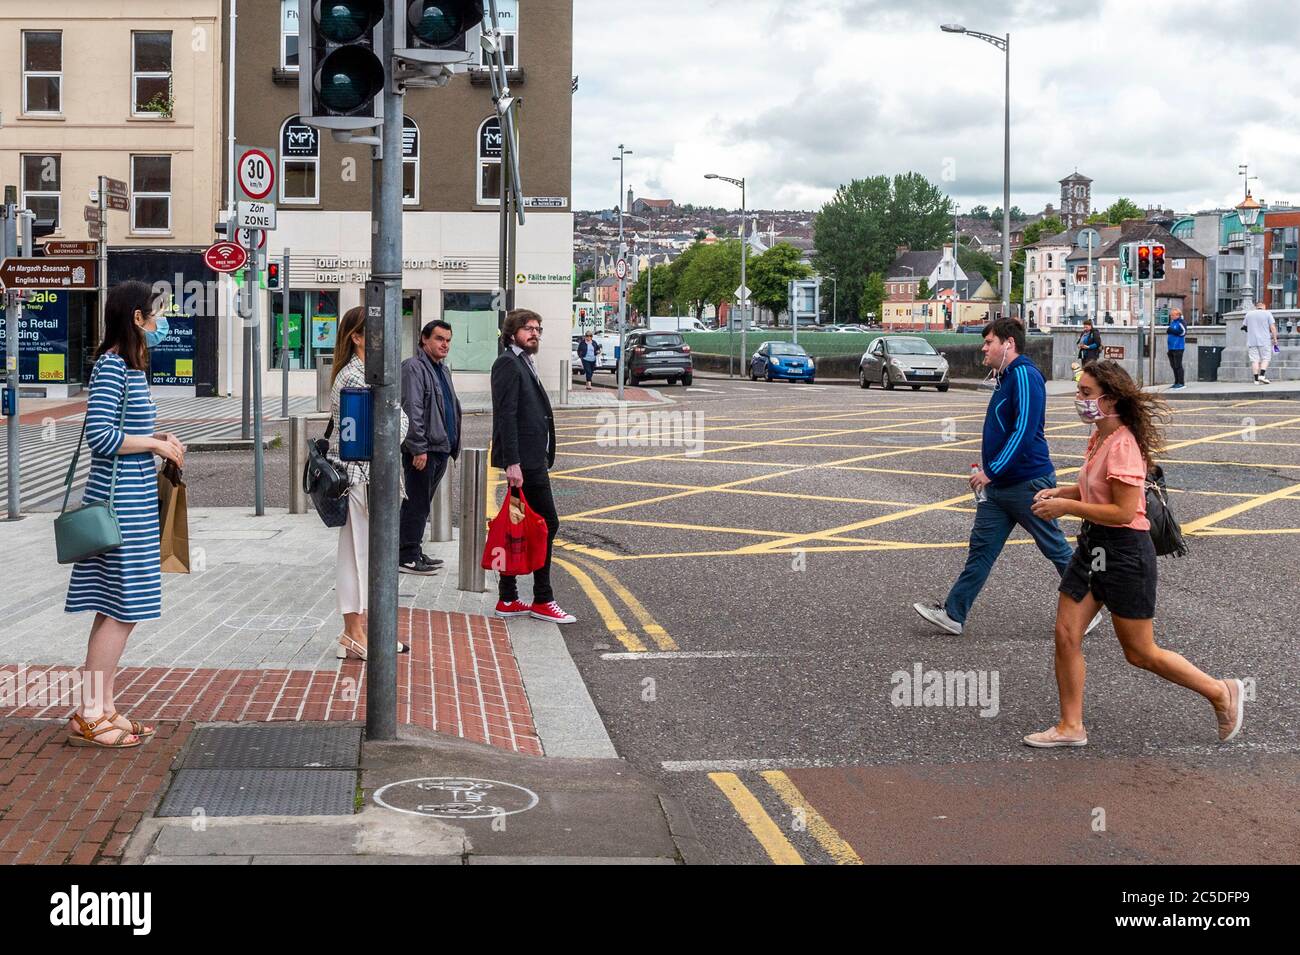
[108,711,156,739]
[67,712,141,749]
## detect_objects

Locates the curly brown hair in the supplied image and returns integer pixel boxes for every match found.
[1080,359,1171,468]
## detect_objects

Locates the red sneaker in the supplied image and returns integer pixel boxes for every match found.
[530,601,577,624]
[495,599,532,618]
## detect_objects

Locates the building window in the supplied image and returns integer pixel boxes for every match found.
[21,155,61,230]
[132,32,172,115]
[280,116,319,204]
[281,0,300,69]
[1059,279,1066,296]
[472,0,518,69]
[442,291,499,372]
[1046,253,1053,269]
[22,31,62,114]
[131,155,171,232]
[476,116,502,206]
[271,290,338,371]
[403,117,420,205]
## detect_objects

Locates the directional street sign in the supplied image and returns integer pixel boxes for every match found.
[104,177,127,199]
[236,146,278,204]
[0,257,97,290]
[44,241,99,256]
[106,194,129,212]
[236,200,277,231]
[204,242,248,274]
[84,205,104,224]
[86,222,104,241]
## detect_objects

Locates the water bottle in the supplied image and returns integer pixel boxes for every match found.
[971,464,987,504]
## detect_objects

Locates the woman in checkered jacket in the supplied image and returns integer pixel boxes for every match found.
[328,306,409,661]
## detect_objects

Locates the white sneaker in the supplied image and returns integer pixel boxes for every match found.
[1259,375,1271,384]
[1085,611,1103,635]
[912,602,963,635]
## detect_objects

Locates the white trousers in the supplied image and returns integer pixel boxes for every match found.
[337,484,368,616]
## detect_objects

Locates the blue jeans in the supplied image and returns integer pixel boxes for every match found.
[944,472,1075,624]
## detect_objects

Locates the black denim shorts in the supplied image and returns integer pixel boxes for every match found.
[1059,523,1158,619]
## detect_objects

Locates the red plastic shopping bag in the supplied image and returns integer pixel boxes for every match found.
[481,488,548,575]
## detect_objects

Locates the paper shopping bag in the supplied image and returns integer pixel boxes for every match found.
[157,461,191,574]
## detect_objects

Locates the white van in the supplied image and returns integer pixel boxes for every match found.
[648,316,709,333]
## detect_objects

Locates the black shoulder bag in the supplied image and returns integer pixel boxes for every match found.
[303,417,349,528]
[1145,465,1188,558]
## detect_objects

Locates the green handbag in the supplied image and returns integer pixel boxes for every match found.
[53,380,128,564]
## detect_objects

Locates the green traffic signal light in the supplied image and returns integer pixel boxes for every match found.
[317,46,385,113]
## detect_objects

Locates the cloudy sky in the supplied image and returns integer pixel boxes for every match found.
[571,0,1300,216]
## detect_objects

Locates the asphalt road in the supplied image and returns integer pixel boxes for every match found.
[535,374,1300,864]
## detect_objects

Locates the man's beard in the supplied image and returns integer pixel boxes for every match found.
[518,338,540,355]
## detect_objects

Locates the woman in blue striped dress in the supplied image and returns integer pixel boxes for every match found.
[64,281,185,749]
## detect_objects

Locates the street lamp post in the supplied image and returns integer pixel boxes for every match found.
[706,173,746,376]
[941,23,1010,318]
[613,144,633,399]
[1236,192,1262,309]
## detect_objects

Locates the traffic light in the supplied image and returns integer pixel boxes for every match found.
[298,1,385,130]
[1151,243,1166,281]
[396,1,484,63]
[1119,244,1133,285]
[266,261,282,291]
[1136,243,1151,280]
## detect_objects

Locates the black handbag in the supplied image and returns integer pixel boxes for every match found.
[1145,465,1188,557]
[303,417,349,528]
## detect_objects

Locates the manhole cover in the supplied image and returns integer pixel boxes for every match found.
[178,725,361,769]
[158,769,357,817]
[372,777,539,820]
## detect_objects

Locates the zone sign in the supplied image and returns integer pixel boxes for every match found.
[236,146,278,204]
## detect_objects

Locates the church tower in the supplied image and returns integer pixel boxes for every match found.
[1059,171,1093,229]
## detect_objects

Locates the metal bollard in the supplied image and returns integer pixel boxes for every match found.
[457,448,488,592]
[429,458,453,542]
[559,358,571,406]
[288,416,308,515]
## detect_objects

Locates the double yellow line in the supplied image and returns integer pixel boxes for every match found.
[552,550,678,653]
[709,771,862,865]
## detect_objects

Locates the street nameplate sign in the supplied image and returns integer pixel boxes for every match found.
[44,241,99,256]
[204,242,248,274]
[106,194,129,212]
[104,177,128,199]
[84,205,104,224]
[236,200,277,231]
[236,146,278,204]
[0,257,97,290]
[523,196,567,208]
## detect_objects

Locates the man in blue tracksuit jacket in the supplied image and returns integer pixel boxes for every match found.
[914,318,1080,635]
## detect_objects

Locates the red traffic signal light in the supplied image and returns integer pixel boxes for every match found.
[1151,244,1166,281]
[1137,244,1151,280]
[266,261,282,290]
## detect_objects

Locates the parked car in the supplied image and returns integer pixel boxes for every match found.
[622,330,693,386]
[859,336,949,391]
[750,341,815,382]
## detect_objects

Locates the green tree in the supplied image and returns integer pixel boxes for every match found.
[917,277,932,299]
[1101,197,1143,225]
[967,204,990,220]
[748,243,812,320]
[629,262,677,317]
[955,241,999,289]
[862,272,886,321]
[677,240,742,320]
[812,172,952,319]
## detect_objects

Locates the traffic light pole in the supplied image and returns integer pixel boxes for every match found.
[3,191,20,521]
[245,232,265,516]
[364,0,405,742]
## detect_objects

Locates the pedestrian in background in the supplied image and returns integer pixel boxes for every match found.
[398,320,461,575]
[1165,307,1187,389]
[64,281,185,748]
[1077,318,1102,366]
[1025,360,1245,746]
[329,306,410,660]
[577,331,601,390]
[1241,300,1279,384]
[914,319,1099,637]
[490,309,576,624]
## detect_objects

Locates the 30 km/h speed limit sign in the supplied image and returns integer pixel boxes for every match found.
[615,258,628,280]
[236,146,277,204]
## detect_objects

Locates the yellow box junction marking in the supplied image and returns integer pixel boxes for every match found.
[708,772,804,865]
[760,770,862,865]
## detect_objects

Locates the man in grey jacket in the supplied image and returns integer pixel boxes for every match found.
[399,320,462,574]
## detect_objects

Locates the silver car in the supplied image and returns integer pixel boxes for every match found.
[859,336,950,392]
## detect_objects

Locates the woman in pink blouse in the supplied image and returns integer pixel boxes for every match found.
[1025,360,1245,747]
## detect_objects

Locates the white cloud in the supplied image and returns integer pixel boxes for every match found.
[572,0,1300,213]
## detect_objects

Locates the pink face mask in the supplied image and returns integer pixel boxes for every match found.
[1074,397,1116,423]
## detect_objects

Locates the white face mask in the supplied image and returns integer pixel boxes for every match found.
[1074,397,1116,423]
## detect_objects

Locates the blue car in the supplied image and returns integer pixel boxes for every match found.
[750,342,815,382]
